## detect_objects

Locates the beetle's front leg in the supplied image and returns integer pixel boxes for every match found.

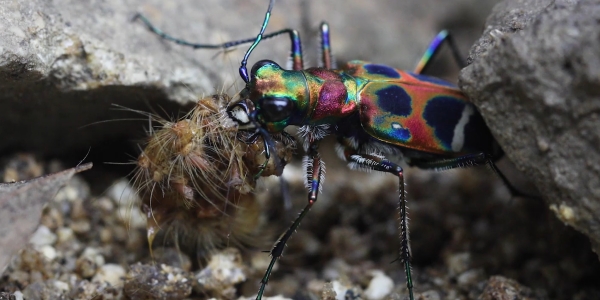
[256,141,323,300]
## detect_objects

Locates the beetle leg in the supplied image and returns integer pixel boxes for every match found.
[410,152,488,171]
[337,142,414,300]
[412,153,541,200]
[488,160,542,200]
[319,22,334,69]
[134,14,304,70]
[413,30,466,75]
[256,141,323,300]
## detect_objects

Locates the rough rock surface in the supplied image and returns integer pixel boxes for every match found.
[460,0,600,255]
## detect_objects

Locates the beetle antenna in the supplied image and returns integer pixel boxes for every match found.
[239,0,275,83]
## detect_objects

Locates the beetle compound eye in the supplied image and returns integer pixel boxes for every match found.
[259,97,294,122]
[251,59,280,75]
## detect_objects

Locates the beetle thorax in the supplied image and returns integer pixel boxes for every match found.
[304,68,359,125]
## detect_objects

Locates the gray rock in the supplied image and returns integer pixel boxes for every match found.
[0,0,498,156]
[460,0,600,255]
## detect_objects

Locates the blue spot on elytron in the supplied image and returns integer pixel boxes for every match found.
[423,96,465,149]
[410,73,457,88]
[364,64,401,78]
[375,85,412,117]
[391,122,411,141]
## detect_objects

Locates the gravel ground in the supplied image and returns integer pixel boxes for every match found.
[1,125,599,300]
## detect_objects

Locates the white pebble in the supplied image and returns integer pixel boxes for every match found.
[196,248,245,287]
[13,291,23,300]
[29,225,57,247]
[53,280,69,292]
[329,280,353,300]
[56,227,75,243]
[108,179,139,207]
[81,247,105,266]
[364,270,394,300]
[117,205,146,229]
[92,264,125,287]
[54,185,79,202]
[39,245,57,260]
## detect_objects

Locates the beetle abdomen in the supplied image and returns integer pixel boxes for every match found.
[342,61,494,156]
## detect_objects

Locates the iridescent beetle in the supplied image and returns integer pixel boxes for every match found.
[135,2,526,299]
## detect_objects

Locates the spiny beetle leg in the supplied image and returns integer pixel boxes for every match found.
[413,153,541,201]
[410,152,488,171]
[256,142,323,300]
[133,13,221,49]
[134,13,304,70]
[414,30,466,75]
[339,144,414,300]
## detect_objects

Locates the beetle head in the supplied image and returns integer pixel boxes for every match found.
[240,60,309,132]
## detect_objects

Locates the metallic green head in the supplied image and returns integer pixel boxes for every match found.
[243,60,310,132]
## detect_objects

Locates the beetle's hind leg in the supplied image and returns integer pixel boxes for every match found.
[336,140,414,300]
[412,153,541,200]
[133,14,305,70]
[413,30,466,75]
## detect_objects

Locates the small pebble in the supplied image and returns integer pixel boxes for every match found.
[446,252,472,276]
[94,197,115,214]
[92,264,125,287]
[152,248,192,272]
[18,248,47,274]
[107,179,139,207]
[418,290,442,300]
[124,263,192,300]
[364,270,393,300]
[76,248,105,278]
[117,205,146,230]
[54,184,80,203]
[195,248,246,298]
[13,291,24,300]
[40,207,64,230]
[70,220,91,234]
[39,245,57,261]
[70,199,88,220]
[259,296,294,300]
[251,250,279,274]
[321,282,337,300]
[99,228,112,243]
[8,270,29,287]
[22,280,66,299]
[29,226,57,247]
[53,280,69,292]
[56,227,75,244]
[327,280,355,300]
[456,269,484,288]
[307,279,327,296]
[479,276,535,300]
[69,280,120,300]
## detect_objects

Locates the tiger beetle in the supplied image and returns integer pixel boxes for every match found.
[135,1,534,299]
